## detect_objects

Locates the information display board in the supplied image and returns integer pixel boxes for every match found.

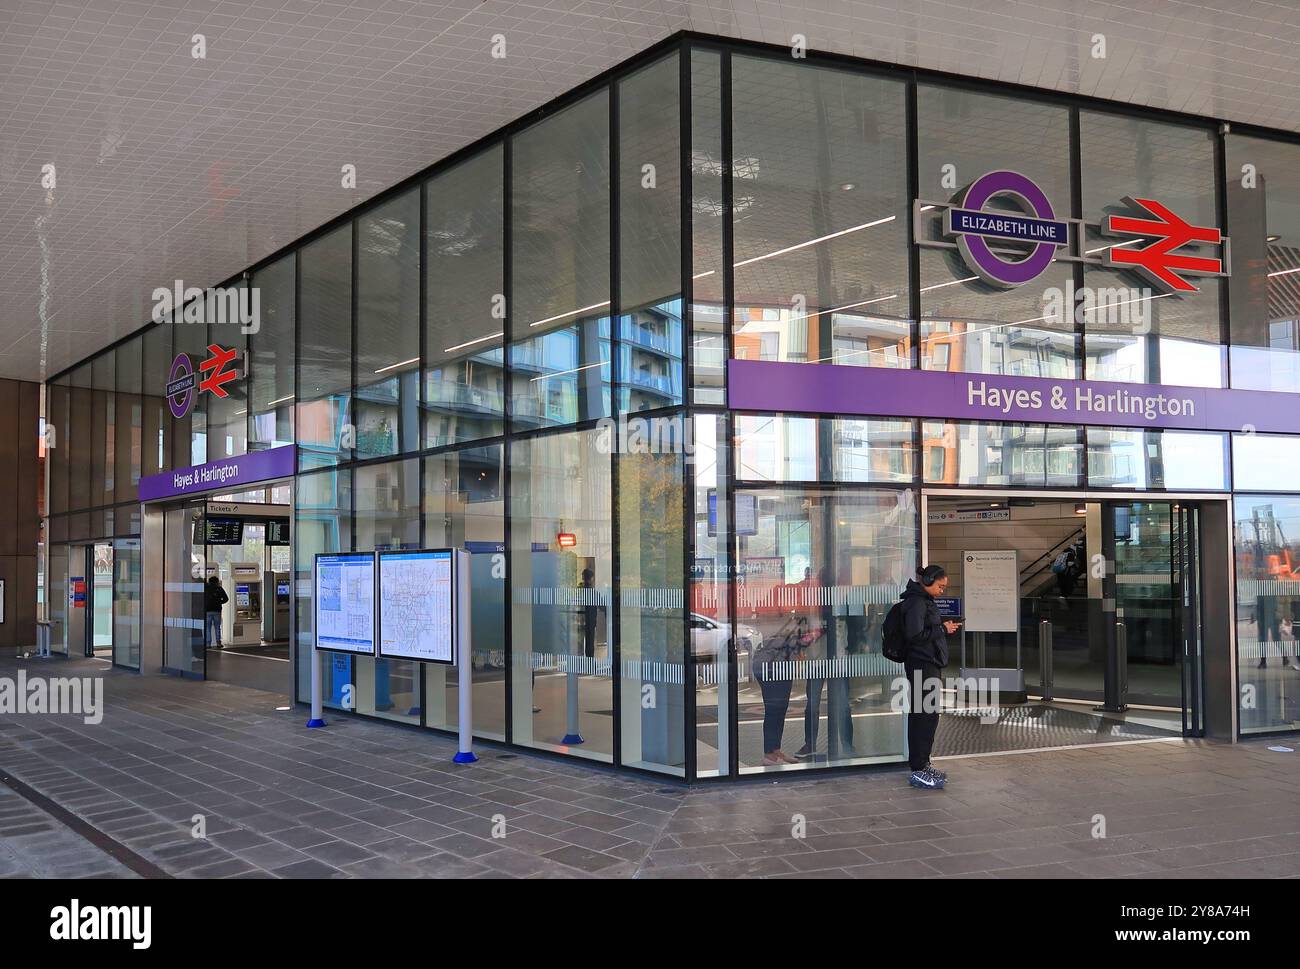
[202,517,244,545]
[961,549,1019,632]
[313,552,376,654]
[267,520,290,546]
[377,549,456,664]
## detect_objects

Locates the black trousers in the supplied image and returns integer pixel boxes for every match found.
[754,660,793,753]
[904,660,942,772]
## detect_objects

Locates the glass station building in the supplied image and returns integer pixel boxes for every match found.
[41,33,1300,780]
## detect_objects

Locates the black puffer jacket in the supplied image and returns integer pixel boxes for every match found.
[204,583,228,613]
[898,579,948,667]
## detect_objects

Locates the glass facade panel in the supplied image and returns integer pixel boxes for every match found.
[353,457,421,723]
[92,350,114,508]
[735,414,915,483]
[1233,432,1300,491]
[424,147,505,448]
[1081,112,1224,387]
[68,364,92,512]
[618,54,683,414]
[1226,135,1300,392]
[172,318,209,468]
[918,88,1075,378]
[922,420,1083,487]
[617,417,686,775]
[509,427,613,762]
[297,225,353,470]
[356,190,421,461]
[422,445,505,741]
[511,92,611,429]
[1086,428,1229,490]
[205,290,249,462]
[732,56,910,368]
[48,376,70,515]
[294,467,352,708]
[141,321,171,478]
[114,335,142,503]
[736,487,915,772]
[249,253,296,450]
[690,50,725,405]
[691,414,732,776]
[1234,494,1300,733]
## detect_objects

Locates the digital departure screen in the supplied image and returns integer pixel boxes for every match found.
[267,520,290,546]
[204,518,244,545]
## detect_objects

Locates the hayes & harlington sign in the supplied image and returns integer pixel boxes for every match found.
[728,360,1299,435]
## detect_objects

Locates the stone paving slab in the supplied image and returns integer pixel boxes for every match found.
[1,654,1298,879]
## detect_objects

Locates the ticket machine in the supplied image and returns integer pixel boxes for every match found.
[222,562,262,647]
[262,570,291,642]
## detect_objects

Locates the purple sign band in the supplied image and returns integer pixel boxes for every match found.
[139,445,297,502]
[728,359,1300,435]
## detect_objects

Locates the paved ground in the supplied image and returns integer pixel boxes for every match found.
[1,653,1298,879]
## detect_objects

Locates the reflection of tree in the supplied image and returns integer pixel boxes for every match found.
[618,446,685,664]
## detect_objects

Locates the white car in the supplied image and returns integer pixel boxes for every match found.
[689,613,761,661]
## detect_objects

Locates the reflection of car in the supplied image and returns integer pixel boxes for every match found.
[689,613,761,661]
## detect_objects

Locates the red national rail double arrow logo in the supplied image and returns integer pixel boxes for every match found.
[198,344,239,398]
[1101,197,1224,293]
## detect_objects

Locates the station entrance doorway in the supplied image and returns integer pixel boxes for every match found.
[921,491,1231,756]
[152,484,293,694]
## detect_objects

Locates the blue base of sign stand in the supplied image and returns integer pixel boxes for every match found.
[406,705,422,717]
[562,733,585,745]
[453,751,478,764]
[306,718,326,729]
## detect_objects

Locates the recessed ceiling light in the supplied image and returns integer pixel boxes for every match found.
[1267,235,1280,242]
[840,183,855,191]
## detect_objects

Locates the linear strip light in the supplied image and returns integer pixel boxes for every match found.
[733,216,896,269]
[919,275,979,292]
[373,356,419,375]
[443,332,503,354]
[529,360,608,383]
[528,300,611,328]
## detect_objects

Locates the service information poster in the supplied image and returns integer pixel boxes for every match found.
[962,549,1019,632]
[314,552,376,654]
[377,550,454,664]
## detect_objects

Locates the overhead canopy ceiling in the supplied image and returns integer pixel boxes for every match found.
[2,0,1296,381]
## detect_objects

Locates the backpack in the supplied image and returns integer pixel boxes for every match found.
[1051,551,1071,574]
[881,601,908,663]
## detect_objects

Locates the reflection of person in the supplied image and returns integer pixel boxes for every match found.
[1055,541,1084,598]
[753,616,804,766]
[899,565,960,791]
[1257,593,1281,668]
[204,576,227,650]
[580,568,598,659]
[796,568,853,758]
[1289,599,1300,672]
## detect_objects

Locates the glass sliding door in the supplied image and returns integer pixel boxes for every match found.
[112,538,142,669]
[91,541,114,655]
[163,501,207,677]
[1111,501,1188,708]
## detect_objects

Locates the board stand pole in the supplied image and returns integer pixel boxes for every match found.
[562,659,584,745]
[453,549,477,764]
[307,641,326,728]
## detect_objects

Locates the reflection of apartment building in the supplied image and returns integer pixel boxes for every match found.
[734,305,908,366]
